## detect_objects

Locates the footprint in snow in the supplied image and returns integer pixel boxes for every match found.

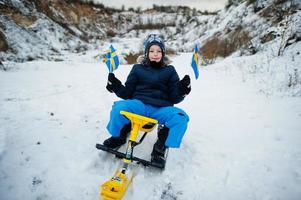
[160,182,183,200]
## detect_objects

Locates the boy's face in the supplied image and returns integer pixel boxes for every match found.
[148,45,163,63]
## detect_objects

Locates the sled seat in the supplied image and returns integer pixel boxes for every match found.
[120,111,158,142]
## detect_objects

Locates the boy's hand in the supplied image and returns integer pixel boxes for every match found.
[106,73,122,93]
[178,75,191,96]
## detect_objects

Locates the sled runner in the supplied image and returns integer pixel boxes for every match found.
[96,111,166,200]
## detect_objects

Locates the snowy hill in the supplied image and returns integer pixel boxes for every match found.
[1,0,301,199]
[2,0,300,57]
[1,0,300,96]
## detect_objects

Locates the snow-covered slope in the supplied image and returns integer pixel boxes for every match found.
[0,51,301,200]
[0,1,301,198]
[0,0,90,61]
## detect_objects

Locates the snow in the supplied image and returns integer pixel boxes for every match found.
[1,0,301,199]
[1,50,301,200]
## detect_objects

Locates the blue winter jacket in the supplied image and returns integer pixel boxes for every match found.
[114,63,184,107]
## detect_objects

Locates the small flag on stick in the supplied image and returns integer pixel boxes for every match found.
[104,45,119,73]
[191,44,200,79]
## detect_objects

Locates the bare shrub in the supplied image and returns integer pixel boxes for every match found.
[228,25,252,52]
[259,0,298,24]
[200,26,252,64]
[129,23,176,31]
[200,38,219,64]
[0,5,37,27]
[0,30,8,52]
[260,31,278,43]
[106,29,116,37]
[124,52,141,64]
[166,48,177,56]
[225,0,245,9]
[246,0,257,5]
[0,60,6,71]
[288,69,300,88]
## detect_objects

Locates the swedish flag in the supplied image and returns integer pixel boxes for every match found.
[105,45,119,73]
[191,44,199,79]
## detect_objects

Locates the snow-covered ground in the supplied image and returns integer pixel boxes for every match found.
[0,51,301,200]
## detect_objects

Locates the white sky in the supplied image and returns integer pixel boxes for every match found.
[92,0,228,11]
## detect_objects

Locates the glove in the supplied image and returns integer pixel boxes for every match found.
[177,75,191,96]
[106,73,122,93]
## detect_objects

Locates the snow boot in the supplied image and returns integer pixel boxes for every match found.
[103,123,131,149]
[151,126,169,167]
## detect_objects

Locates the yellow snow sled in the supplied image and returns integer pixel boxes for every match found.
[97,111,158,200]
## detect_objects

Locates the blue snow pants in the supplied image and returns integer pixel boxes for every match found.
[107,99,189,148]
